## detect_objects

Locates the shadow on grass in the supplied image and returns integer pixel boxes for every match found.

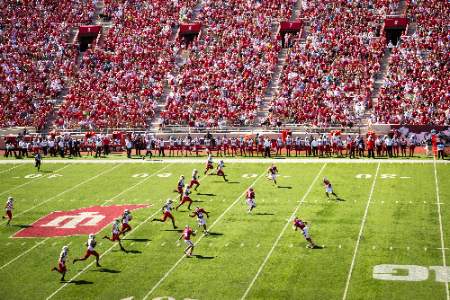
[126,249,142,254]
[94,268,121,274]
[163,229,183,233]
[194,254,215,259]
[196,193,216,196]
[12,224,31,228]
[227,181,240,184]
[121,238,151,242]
[206,232,223,236]
[254,212,275,216]
[64,280,93,285]
[277,186,292,189]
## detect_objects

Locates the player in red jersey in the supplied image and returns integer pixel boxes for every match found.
[293,217,316,248]
[267,164,278,186]
[189,169,200,191]
[2,196,13,225]
[246,188,256,213]
[323,177,339,200]
[178,225,196,257]
[204,152,214,175]
[119,209,132,236]
[73,234,101,267]
[190,207,210,235]
[176,186,193,210]
[103,219,127,252]
[152,199,177,229]
[51,245,69,281]
[174,175,185,201]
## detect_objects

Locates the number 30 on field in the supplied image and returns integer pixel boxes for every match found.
[356,174,408,179]
[373,264,450,282]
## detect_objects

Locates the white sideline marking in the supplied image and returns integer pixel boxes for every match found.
[1,158,448,164]
[1,164,121,226]
[433,158,449,300]
[0,238,49,270]
[142,171,267,300]
[342,163,381,300]
[0,164,70,197]
[241,164,327,300]
[0,164,20,174]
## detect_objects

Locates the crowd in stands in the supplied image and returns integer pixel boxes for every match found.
[0,0,94,129]
[267,0,397,128]
[374,0,450,125]
[56,0,198,129]
[160,0,296,127]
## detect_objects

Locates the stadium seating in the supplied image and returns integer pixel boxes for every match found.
[267,0,398,127]
[160,0,296,127]
[56,0,199,129]
[375,0,449,125]
[0,1,94,129]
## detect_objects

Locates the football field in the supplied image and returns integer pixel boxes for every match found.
[0,159,449,300]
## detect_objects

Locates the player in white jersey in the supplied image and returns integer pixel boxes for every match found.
[119,209,133,236]
[152,199,177,229]
[189,169,200,191]
[73,234,101,267]
[51,245,69,281]
[215,160,228,181]
[3,196,13,225]
[204,153,214,175]
[104,219,127,252]
[267,164,279,186]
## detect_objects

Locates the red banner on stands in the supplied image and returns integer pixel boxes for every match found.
[179,23,201,34]
[280,21,302,33]
[384,18,408,29]
[78,25,102,37]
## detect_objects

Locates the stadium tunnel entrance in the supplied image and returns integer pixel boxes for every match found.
[77,25,102,52]
[384,17,408,46]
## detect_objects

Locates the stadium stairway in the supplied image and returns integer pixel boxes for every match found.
[150,0,206,130]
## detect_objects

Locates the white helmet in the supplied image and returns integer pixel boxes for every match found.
[180,175,184,179]
[124,209,130,214]
[8,196,13,201]
[89,234,95,239]
[62,245,69,252]
[193,169,197,172]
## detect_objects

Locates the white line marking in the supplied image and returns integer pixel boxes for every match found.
[161,242,166,247]
[389,246,393,250]
[372,246,376,250]
[256,243,260,248]
[342,162,380,300]
[3,164,121,226]
[433,157,449,300]
[424,247,428,251]
[0,164,70,197]
[240,243,245,247]
[339,245,342,249]
[0,238,49,270]
[0,164,20,174]
[241,164,327,300]
[142,171,268,300]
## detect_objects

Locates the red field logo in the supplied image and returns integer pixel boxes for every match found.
[14,205,148,238]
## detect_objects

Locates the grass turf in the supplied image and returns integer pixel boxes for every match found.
[0,161,448,300]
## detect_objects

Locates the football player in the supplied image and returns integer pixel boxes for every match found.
[119,209,132,236]
[51,245,69,281]
[2,196,13,225]
[73,234,101,267]
[190,207,210,235]
[174,175,185,201]
[152,199,177,229]
[103,219,127,252]
[178,225,196,257]
[176,186,193,210]
[267,164,278,186]
[204,152,214,175]
[189,169,200,191]
[323,177,339,200]
[293,217,316,248]
[216,160,228,182]
[34,152,42,172]
[246,188,256,213]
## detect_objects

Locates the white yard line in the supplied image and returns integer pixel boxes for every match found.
[0,158,448,164]
[0,164,20,175]
[433,158,450,300]
[0,164,70,197]
[240,163,327,300]
[0,238,49,270]
[1,164,121,226]
[142,171,268,300]
[342,162,381,300]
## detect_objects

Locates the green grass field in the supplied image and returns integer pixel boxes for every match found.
[0,160,449,300]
